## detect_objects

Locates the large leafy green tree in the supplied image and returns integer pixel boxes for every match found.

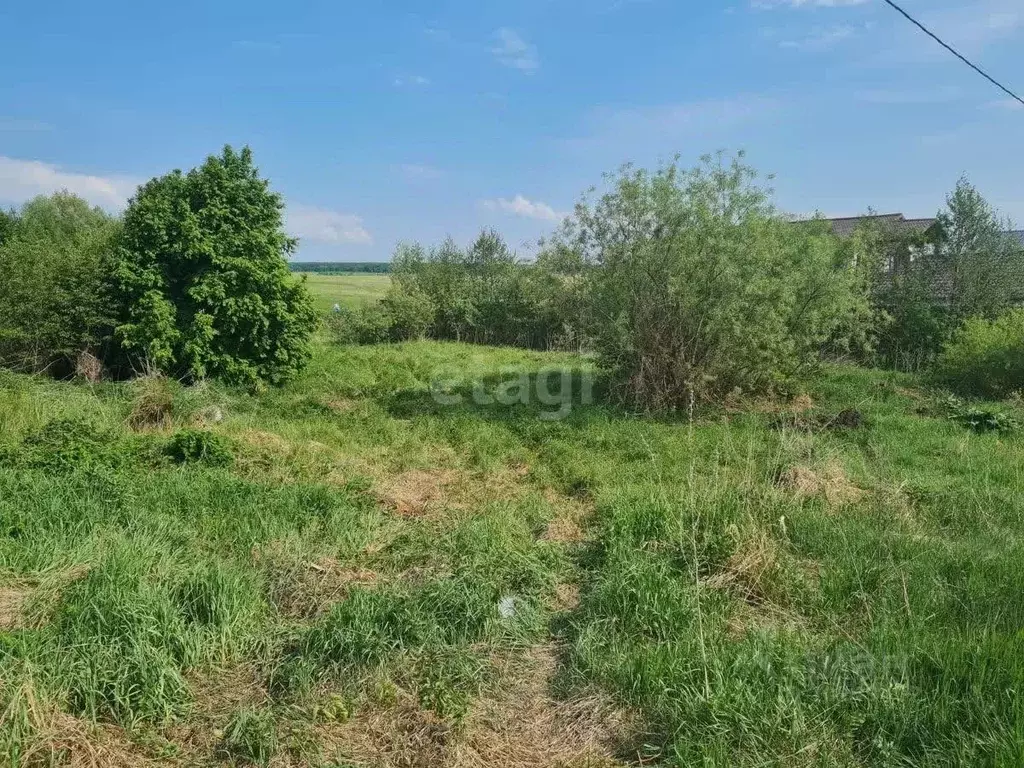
[114,146,318,386]
[0,193,120,372]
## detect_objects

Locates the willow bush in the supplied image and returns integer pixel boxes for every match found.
[545,153,872,410]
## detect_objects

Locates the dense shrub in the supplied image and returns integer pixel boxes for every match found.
[114,146,318,387]
[934,309,1024,399]
[546,153,871,410]
[0,194,120,373]
[392,239,475,341]
[327,304,393,345]
[843,217,948,371]
[873,279,950,371]
[379,282,436,341]
[358,231,575,349]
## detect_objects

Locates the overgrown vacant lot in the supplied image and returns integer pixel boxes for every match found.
[1,341,1023,767]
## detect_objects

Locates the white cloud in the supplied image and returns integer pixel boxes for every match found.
[394,74,431,87]
[492,28,539,73]
[286,204,373,246]
[0,155,139,209]
[0,157,375,248]
[482,195,566,222]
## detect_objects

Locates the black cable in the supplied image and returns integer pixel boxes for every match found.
[881,0,1024,108]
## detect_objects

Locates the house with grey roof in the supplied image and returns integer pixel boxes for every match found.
[807,213,1024,304]
[819,213,1021,247]
[810,213,940,278]
[823,213,938,240]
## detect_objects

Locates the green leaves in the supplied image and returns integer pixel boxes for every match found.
[549,153,871,410]
[0,193,121,372]
[934,309,1024,400]
[937,178,1024,324]
[370,231,570,349]
[0,208,16,248]
[114,146,317,387]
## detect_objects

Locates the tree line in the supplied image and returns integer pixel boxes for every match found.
[334,153,1024,407]
[0,147,316,388]
[289,262,391,275]
[2,146,1022,406]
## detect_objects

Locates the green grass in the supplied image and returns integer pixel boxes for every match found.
[0,344,1022,766]
[298,272,391,313]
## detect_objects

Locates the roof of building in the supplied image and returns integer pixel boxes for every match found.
[794,214,1023,245]
[822,213,938,238]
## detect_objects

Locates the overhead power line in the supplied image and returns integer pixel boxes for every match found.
[881,0,1024,109]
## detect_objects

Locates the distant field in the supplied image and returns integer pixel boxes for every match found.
[299,272,391,312]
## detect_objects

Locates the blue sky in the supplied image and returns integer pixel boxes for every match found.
[1,0,1021,261]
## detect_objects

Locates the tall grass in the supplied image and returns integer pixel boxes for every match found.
[1,340,1022,765]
